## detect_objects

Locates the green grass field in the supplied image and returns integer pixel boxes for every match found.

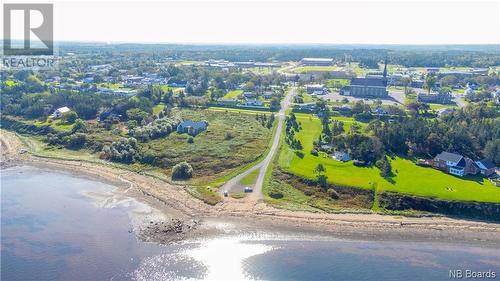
[153,103,165,115]
[222,90,243,99]
[278,113,500,203]
[342,63,370,77]
[239,169,259,185]
[291,66,341,73]
[207,107,272,115]
[429,103,458,110]
[326,78,350,88]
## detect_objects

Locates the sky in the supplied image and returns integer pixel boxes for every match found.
[2,0,500,44]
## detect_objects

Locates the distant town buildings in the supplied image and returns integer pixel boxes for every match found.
[417,91,453,104]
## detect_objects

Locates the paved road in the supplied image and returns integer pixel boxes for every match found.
[220,87,295,201]
[453,93,466,107]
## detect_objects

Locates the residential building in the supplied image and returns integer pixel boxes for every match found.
[332,105,352,116]
[433,152,479,177]
[176,120,208,136]
[52,106,71,118]
[294,103,316,112]
[332,151,351,162]
[417,91,453,104]
[371,107,388,115]
[305,84,326,95]
[243,92,256,98]
[437,107,455,117]
[263,91,274,99]
[243,98,263,107]
[411,80,424,88]
[475,159,497,177]
[218,99,240,106]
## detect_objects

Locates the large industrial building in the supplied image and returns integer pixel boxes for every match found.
[300,58,334,66]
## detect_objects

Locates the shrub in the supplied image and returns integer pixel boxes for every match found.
[129,116,180,142]
[376,156,393,178]
[303,189,314,196]
[327,188,339,199]
[224,131,234,140]
[72,119,87,133]
[187,137,194,143]
[65,133,87,149]
[268,191,284,199]
[60,111,78,124]
[172,161,193,180]
[310,149,318,156]
[101,137,138,163]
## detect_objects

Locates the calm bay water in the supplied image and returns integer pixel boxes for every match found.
[1,166,499,281]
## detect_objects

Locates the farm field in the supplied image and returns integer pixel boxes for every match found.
[278,113,500,203]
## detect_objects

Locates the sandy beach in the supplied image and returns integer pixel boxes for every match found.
[1,129,500,245]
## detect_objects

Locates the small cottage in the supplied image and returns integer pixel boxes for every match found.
[176,120,208,136]
[52,106,71,118]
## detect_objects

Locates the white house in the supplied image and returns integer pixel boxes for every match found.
[332,151,351,162]
[52,106,71,118]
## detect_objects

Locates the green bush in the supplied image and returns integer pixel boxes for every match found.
[327,188,339,199]
[269,190,284,199]
[172,161,193,180]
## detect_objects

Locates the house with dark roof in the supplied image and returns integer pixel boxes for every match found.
[176,120,208,136]
[243,92,256,98]
[475,159,497,177]
[433,152,479,177]
[417,91,453,104]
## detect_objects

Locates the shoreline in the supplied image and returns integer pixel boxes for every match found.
[2,130,500,245]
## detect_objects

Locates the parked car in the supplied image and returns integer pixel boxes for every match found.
[244,186,253,193]
[223,190,228,197]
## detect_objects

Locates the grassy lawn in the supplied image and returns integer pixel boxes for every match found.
[429,103,458,110]
[278,113,500,203]
[292,66,341,73]
[33,119,74,132]
[222,90,243,99]
[140,108,273,183]
[326,78,350,88]
[239,169,259,185]
[153,103,165,115]
[207,107,272,115]
[342,63,369,77]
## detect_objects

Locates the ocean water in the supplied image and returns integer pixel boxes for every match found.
[1,166,499,281]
